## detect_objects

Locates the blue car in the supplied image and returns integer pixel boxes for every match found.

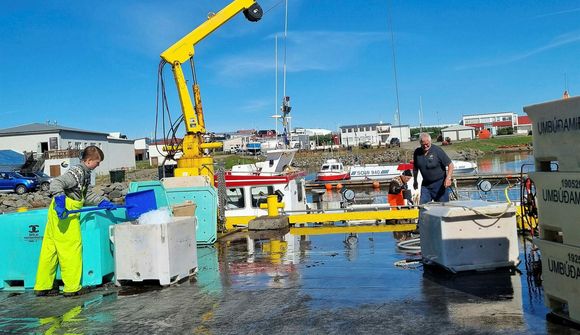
[0,171,38,194]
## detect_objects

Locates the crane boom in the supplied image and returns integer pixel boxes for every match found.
[160,0,262,178]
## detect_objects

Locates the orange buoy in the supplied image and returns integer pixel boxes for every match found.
[325,184,333,191]
[372,181,380,189]
[336,183,343,190]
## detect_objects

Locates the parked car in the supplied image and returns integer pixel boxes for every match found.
[19,171,53,191]
[359,141,373,149]
[0,171,38,194]
[388,137,401,147]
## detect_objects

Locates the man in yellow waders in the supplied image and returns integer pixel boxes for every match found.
[34,146,115,297]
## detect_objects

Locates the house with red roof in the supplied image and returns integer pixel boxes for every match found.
[461,112,532,136]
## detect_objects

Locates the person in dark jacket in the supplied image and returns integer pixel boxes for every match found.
[412,133,454,204]
[388,169,413,209]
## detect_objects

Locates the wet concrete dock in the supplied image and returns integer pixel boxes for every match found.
[0,233,578,334]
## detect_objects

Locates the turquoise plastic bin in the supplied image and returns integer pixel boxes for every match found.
[129,181,217,245]
[165,186,217,245]
[0,207,128,290]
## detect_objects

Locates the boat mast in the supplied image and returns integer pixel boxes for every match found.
[280,0,290,149]
[387,0,402,141]
[419,96,423,132]
[275,34,279,146]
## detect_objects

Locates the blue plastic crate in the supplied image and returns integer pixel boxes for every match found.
[129,181,217,245]
[128,181,169,208]
[0,207,128,290]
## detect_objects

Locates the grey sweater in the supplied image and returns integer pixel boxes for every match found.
[49,163,106,206]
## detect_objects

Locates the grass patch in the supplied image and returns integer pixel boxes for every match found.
[453,135,532,152]
[135,160,151,170]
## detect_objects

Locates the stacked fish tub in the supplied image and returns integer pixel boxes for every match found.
[0,208,127,290]
[525,96,580,324]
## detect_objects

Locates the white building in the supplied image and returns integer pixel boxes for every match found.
[222,135,252,153]
[388,125,411,143]
[339,122,410,147]
[441,125,476,141]
[294,128,332,136]
[461,112,516,135]
[134,138,151,161]
[148,140,180,166]
[0,123,135,176]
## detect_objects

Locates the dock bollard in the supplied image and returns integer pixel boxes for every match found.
[259,195,285,217]
[249,195,289,230]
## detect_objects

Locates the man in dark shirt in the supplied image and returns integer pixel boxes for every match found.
[413,133,454,204]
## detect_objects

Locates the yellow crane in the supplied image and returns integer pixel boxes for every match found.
[159,0,262,179]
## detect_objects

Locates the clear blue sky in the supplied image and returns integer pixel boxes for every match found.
[1,1,579,139]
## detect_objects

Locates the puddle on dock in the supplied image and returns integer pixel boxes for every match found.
[0,232,576,334]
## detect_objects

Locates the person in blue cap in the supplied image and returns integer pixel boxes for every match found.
[34,145,115,297]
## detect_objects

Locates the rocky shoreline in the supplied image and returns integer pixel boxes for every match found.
[291,147,488,168]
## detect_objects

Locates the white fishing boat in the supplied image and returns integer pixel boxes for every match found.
[217,149,307,218]
[349,160,476,181]
[452,160,477,174]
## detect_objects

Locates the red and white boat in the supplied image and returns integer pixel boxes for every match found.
[316,159,350,181]
[216,149,308,218]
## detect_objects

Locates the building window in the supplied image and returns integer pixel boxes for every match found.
[348,129,352,133]
[75,142,81,149]
[226,188,245,210]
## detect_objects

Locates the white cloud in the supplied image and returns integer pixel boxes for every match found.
[212,30,387,79]
[456,31,580,70]
[533,7,580,19]
[240,99,271,112]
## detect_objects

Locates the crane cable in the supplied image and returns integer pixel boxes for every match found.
[155,60,184,160]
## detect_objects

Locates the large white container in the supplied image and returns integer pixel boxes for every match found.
[110,217,198,286]
[535,239,580,324]
[524,96,580,172]
[420,200,519,272]
[529,171,580,245]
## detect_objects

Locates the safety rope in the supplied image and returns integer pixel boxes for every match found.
[216,167,227,233]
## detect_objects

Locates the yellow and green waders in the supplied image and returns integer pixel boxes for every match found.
[34,197,84,294]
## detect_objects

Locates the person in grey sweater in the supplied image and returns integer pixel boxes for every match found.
[35,146,114,297]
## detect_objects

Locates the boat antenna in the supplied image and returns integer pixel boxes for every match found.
[387,0,402,141]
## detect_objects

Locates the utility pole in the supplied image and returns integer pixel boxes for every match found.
[419,96,424,132]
